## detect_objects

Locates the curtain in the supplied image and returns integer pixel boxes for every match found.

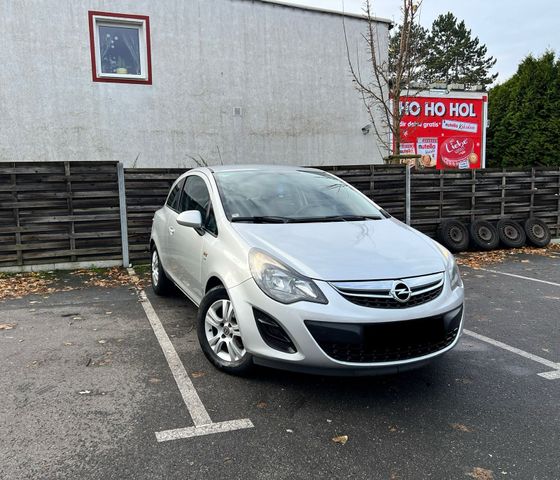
[121,29,141,74]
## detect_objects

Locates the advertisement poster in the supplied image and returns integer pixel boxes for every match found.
[398,95,487,169]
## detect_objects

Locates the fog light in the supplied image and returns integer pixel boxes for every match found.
[253,308,297,354]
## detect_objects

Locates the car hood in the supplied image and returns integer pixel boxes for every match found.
[232,218,446,281]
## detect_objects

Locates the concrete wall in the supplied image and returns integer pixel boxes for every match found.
[0,0,389,167]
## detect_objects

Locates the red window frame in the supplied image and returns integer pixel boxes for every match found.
[88,11,152,85]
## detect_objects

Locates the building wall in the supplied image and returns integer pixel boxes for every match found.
[0,0,389,167]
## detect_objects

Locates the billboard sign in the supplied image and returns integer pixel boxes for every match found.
[398,93,487,169]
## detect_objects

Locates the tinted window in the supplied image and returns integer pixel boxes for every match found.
[166,179,184,211]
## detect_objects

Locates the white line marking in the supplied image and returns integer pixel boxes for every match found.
[127,268,254,440]
[463,329,560,380]
[538,370,560,380]
[477,268,560,288]
[156,419,255,442]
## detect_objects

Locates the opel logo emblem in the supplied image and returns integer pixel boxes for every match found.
[391,281,412,303]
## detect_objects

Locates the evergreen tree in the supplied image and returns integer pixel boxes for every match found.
[487,52,560,167]
[425,13,497,88]
[389,22,429,86]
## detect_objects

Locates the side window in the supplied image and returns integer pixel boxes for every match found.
[206,206,218,236]
[166,179,184,211]
[180,176,218,236]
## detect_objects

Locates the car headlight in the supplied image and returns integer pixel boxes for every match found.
[448,255,463,290]
[434,241,463,291]
[248,249,328,304]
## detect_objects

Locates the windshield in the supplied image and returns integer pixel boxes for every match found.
[213,169,383,223]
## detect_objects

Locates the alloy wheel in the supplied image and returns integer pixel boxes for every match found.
[204,299,246,362]
[151,250,160,287]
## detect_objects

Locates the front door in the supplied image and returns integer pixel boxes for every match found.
[167,174,211,302]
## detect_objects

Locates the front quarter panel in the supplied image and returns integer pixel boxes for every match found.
[202,223,252,294]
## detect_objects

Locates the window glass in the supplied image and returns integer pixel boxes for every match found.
[214,170,382,221]
[180,176,210,222]
[98,25,141,75]
[166,179,183,211]
[206,207,218,236]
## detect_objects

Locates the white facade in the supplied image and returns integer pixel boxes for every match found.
[0,0,390,167]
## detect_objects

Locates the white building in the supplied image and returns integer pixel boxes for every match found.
[0,0,391,167]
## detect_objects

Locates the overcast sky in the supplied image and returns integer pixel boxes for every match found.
[295,0,560,84]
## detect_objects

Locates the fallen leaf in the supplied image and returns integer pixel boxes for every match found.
[467,467,494,480]
[0,323,16,330]
[256,401,268,409]
[0,272,78,300]
[456,244,560,269]
[332,435,348,445]
[148,377,161,384]
[191,371,205,378]
[451,423,473,433]
[389,426,398,432]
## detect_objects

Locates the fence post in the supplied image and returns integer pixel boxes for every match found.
[471,169,476,223]
[117,163,130,267]
[557,166,560,237]
[405,164,411,225]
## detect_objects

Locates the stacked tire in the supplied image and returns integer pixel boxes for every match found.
[436,217,551,252]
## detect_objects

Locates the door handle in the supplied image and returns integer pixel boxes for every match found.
[168,226,175,235]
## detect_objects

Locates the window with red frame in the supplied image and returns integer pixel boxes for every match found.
[88,11,152,84]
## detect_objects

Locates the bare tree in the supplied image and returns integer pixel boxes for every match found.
[344,0,423,157]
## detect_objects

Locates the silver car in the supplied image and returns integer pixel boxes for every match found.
[150,165,464,375]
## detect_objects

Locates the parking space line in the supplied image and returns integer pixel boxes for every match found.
[127,268,254,441]
[463,329,560,380]
[477,268,560,288]
[155,419,255,442]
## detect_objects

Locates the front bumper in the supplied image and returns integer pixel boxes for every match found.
[228,277,465,375]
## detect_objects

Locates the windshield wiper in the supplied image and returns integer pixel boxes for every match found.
[289,214,383,223]
[230,216,292,224]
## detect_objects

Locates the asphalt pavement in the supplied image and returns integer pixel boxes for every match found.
[1,251,559,480]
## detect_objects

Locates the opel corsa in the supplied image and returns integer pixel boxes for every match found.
[150,166,464,375]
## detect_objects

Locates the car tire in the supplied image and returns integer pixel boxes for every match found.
[151,246,171,295]
[469,220,499,251]
[497,219,526,248]
[524,218,551,248]
[437,219,470,252]
[197,286,254,375]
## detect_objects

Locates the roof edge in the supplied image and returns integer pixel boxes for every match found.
[247,0,393,24]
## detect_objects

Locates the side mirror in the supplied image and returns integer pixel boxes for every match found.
[176,210,202,228]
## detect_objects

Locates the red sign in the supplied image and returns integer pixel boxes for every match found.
[398,95,486,169]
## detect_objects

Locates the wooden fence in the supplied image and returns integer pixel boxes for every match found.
[124,168,185,262]
[1,162,559,269]
[0,162,122,269]
[322,165,560,239]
